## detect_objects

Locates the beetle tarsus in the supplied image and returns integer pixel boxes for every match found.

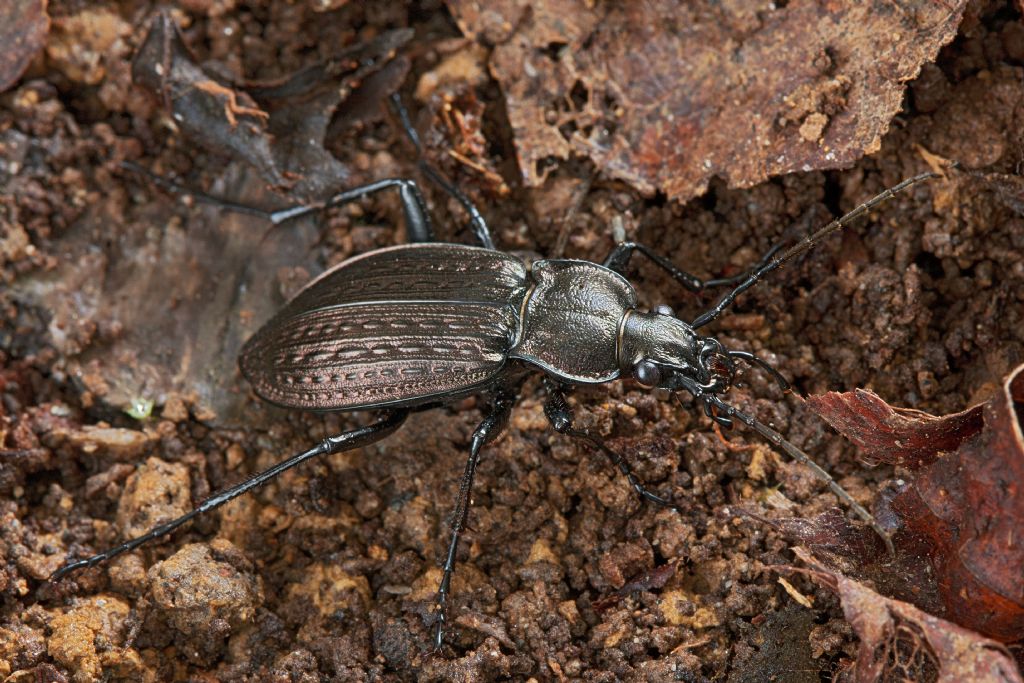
[124,159,439,244]
[120,161,275,221]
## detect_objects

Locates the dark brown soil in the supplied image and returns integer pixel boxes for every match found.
[2,1,1023,681]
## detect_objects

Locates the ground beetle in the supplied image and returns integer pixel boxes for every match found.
[53,94,938,648]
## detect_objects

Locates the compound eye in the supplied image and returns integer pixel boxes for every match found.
[632,360,662,388]
[652,304,674,317]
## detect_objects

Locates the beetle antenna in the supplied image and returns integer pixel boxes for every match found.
[702,393,894,554]
[389,93,496,249]
[691,169,945,329]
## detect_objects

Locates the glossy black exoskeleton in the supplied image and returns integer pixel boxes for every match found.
[53,94,938,649]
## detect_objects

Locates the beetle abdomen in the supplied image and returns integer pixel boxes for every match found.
[241,301,518,410]
[280,243,528,314]
[240,244,529,411]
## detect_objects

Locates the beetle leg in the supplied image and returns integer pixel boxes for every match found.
[272,177,435,242]
[122,161,437,243]
[50,410,408,582]
[434,391,516,649]
[603,240,788,295]
[603,242,706,292]
[390,93,496,250]
[542,378,676,509]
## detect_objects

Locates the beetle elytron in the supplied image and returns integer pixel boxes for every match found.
[54,93,937,648]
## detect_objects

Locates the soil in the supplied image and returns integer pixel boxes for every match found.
[2,1,1023,681]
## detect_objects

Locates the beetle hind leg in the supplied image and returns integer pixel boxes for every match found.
[542,378,677,509]
[390,93,496,250]
[123,161,438,243]
[50,410,408,582]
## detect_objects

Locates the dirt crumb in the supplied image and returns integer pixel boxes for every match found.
[115,457,191,539]
[46,595,149,683]
[145,540,262,665]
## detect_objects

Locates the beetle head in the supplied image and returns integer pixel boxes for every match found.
[618,309,736,395]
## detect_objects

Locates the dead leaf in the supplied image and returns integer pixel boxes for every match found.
[807,364,1024,642]
[793,548,1022,683]
[805,388,983,467]
[447,0,967,201]
[132,11,285,187]
[132,15,410,197]
[0,0,49,93]
[760,508,946,621]
[255,28,412,199]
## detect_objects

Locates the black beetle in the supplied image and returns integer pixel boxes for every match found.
[53,93,938,648]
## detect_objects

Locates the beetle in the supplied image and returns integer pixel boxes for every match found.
[52,93,938,648]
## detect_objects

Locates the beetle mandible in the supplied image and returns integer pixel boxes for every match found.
[53,93,939,648]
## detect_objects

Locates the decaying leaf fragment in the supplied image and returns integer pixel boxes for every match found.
[804,387,984,467]
[131,12,412,197]
[793,548,1022,683]
[0,0,49,93]
[807,364,1024,643]
[447,0,967,201]
[132,12,285,187]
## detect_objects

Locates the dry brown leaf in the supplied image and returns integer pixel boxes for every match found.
[794,547,1022,683]
[132,12,411,198]
[132,11,286,187]
[447,0,967,201]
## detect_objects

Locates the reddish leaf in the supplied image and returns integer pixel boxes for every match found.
[760,508,947,621]
[806,388,983,467]
[807,365,1024,642]
[0,0,49,93]
[446,0,967,200]
[793,548,1022,683]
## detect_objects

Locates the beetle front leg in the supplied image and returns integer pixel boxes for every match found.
[542,378,676,509]
[433,391,516,649]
